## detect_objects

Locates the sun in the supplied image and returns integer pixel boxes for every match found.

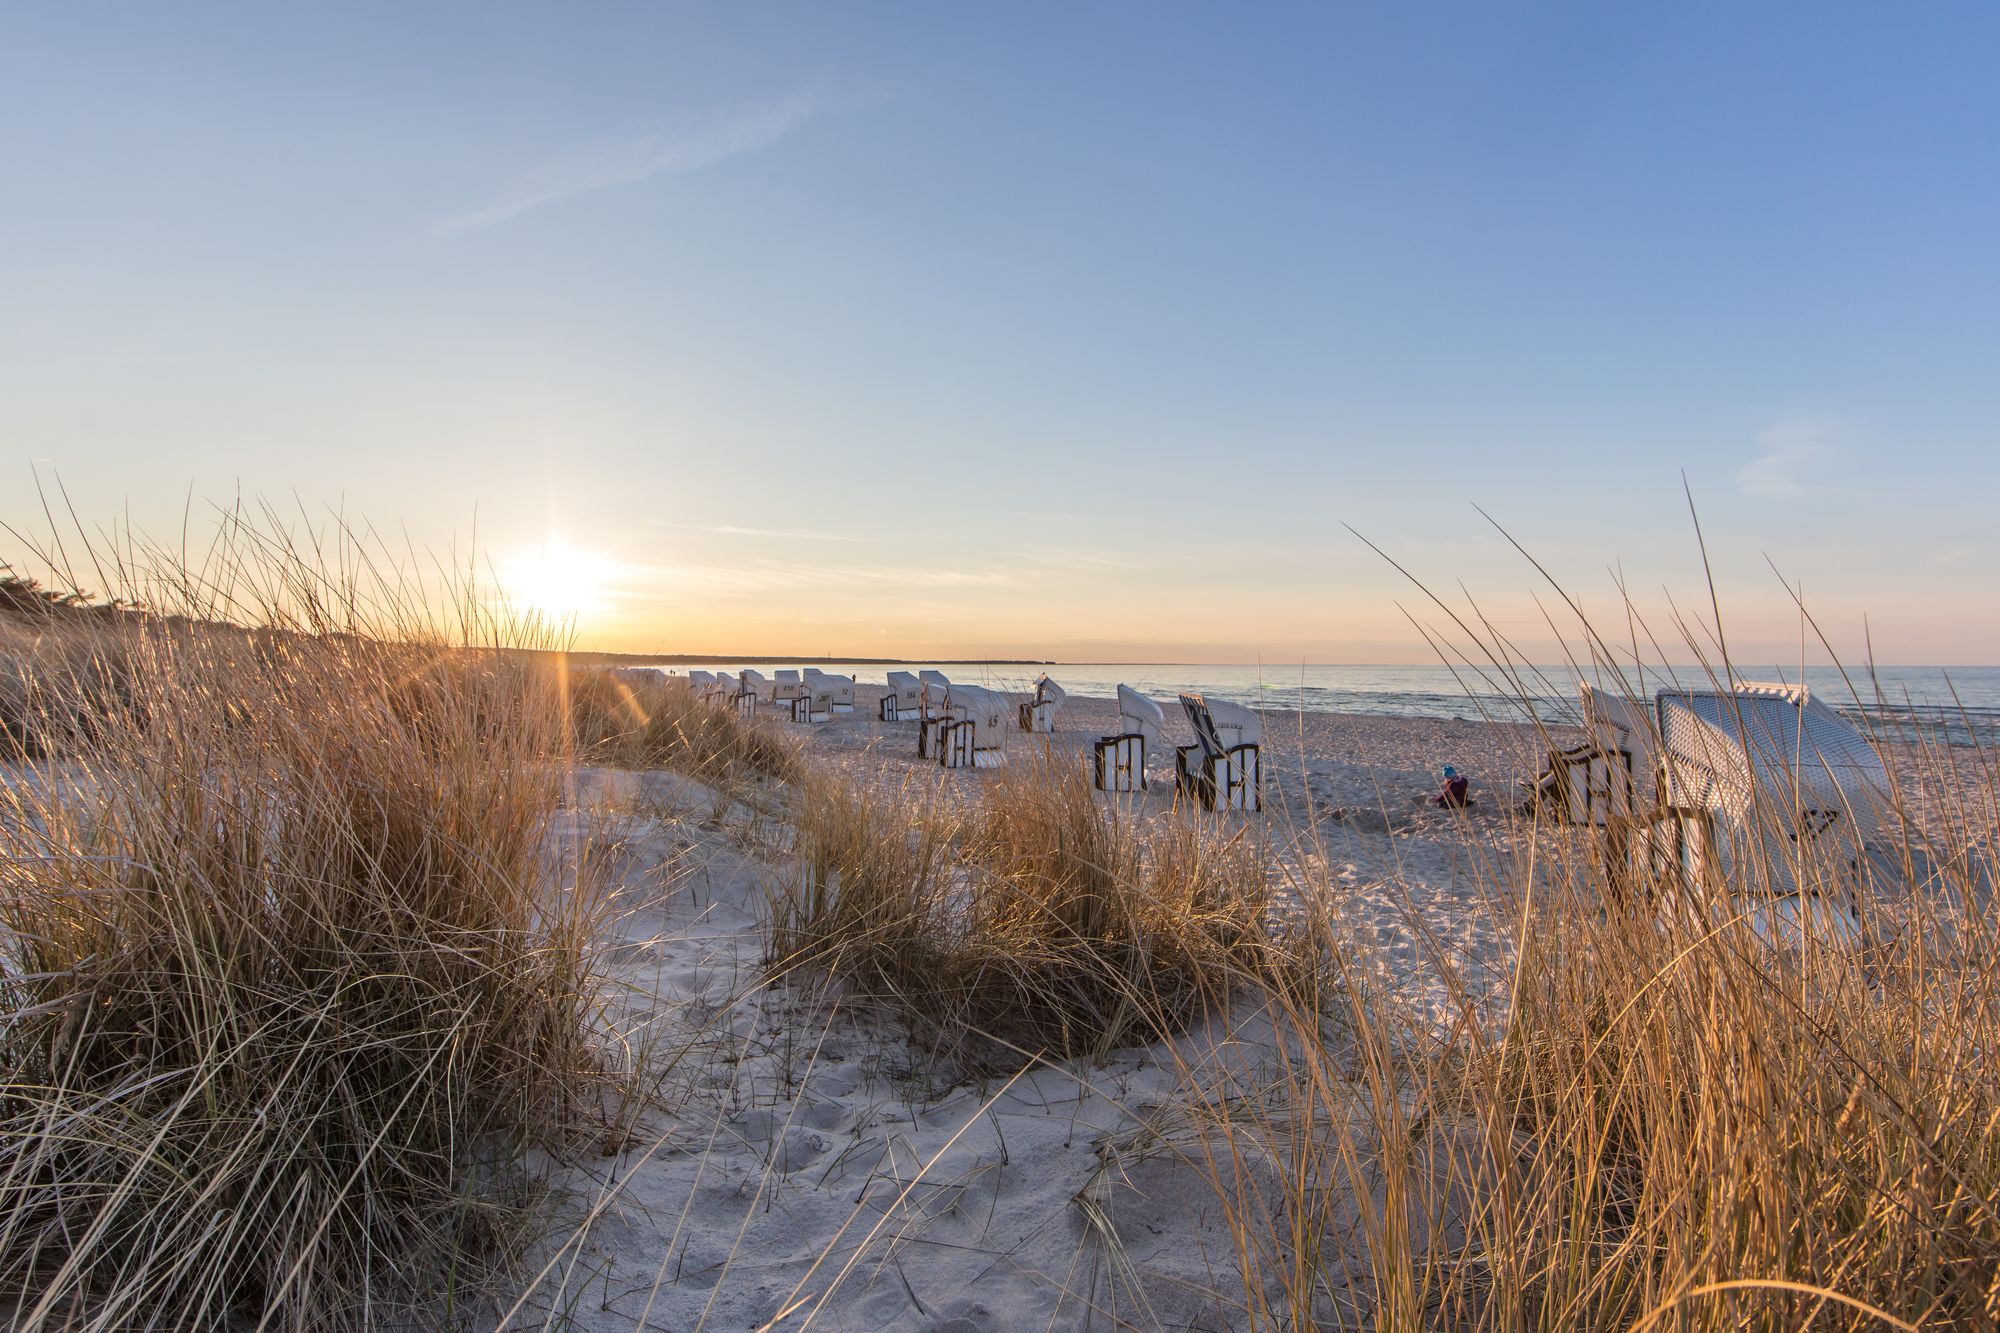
[503,543,611,620]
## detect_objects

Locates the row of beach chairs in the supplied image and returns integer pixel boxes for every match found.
[675,667,856,721]
[892,670,1262,811]
[655,666,1264,812]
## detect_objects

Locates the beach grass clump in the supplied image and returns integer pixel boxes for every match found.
[770,753,1268,1068]
[568,668,799,786]
[0,532,611,1330]
[1172,628,2000,1325]
[1442,794,2000,1330]
[0,617,139,760]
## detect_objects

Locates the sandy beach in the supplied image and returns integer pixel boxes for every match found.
[503,689,1577,1331]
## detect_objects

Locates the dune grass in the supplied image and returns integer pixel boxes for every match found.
[566,667,800,788]
[1144,570,2000,1329]
[0,527,615,1330]
[0,617,138,760]
[768,752,1270,1069]
[6,511,1997,1330]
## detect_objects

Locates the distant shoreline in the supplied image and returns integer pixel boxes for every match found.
[551,651,1058,667]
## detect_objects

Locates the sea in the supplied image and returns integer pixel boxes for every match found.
[641,661,2000,746]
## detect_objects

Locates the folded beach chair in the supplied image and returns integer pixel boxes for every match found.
[917,670,953,757]
[1018,674,1068,733]
[1637,681,1891,941]
[1527,682,1646,825]
[881,670,921,721]
[939,684,1010,769]
[1093,685,1163,792]
[1175,693,1262,812]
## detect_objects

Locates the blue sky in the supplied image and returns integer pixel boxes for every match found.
[4,3,1997,661]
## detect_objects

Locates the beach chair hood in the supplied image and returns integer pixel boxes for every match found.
[1117,685,1165,743]
[952,685,1011,734]
[1658,683,1891,842]
[1205,697,1262,749]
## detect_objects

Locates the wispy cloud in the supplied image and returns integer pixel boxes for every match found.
[662,521,868,543]
[1018,545,1137,572]
[616,557,1022,598]
[1739,415,1838,500]
[1014,509,1113,523]
[436,91,823,235]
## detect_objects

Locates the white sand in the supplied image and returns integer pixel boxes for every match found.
[497,694,1566,1330]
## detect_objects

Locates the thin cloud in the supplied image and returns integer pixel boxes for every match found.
[1014,509,1113,523]
[1019,545,1137,572]
[436,91,822,235]
[1739,415,1837,500]
[655,520,867,543]
[618,557,1021,598]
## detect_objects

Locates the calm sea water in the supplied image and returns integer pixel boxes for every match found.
[645,660,2000,744]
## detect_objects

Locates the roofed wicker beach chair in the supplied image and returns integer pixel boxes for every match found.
[1637,681,1892,943]
[917,670,953,757]
[1525,681,1648,825]
[938,684,1010,768]
[731,669,764,719]
[811,670,855,715]
[1093,685,1163,792]
[882,670,921,721]
[1018,674,1067,733]
[773,669,807,718]
[787,669,832,723]
[1175,693,1263,811]
[687,669,717,700]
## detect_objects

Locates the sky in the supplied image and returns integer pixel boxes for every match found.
[3,2,1998,663]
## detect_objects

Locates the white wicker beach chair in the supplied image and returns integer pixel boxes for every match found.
[1645,681,1891,940]
[808,670,855,716]
[1176,693,1262,811]
[773,670,807,718]
[687,669,716,699]
[729,669,763,719]
[1093,685,1163,792]
[939,684,1010,769]
[882,670,921,721]
[917,670,953,757]
[786,669,829,723]
[1527,682,1647,825]
[1018,674,1067,733]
